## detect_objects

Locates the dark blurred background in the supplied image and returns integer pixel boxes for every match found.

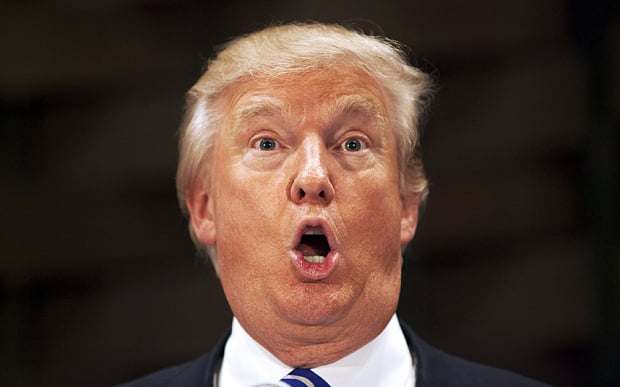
[1,1,618,386]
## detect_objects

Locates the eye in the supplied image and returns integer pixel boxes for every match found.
[257,138,278,151]
[341,138,365,152]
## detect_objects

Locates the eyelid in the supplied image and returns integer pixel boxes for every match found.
[249,129,289,152]
[250,136,277,150]
[338,134,370,151]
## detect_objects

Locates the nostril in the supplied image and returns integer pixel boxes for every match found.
[291,175,333,204]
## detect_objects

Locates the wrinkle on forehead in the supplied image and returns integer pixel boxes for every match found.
[232,94,386,131]
[227,69,389,135]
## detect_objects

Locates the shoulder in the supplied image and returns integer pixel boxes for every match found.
[400,322,551,387]
[115,353,212,387]
[115,331,229,387]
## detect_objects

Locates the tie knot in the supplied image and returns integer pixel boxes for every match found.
[280,368,331,387]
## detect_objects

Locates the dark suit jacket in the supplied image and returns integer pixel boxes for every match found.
[117,322,550,386]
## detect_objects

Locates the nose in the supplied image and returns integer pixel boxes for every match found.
[290,137,335,205]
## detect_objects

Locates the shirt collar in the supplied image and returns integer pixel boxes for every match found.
[219,314,415,387]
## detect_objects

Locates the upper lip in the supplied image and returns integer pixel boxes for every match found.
[291,218,337,254]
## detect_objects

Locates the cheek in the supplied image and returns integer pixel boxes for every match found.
[343,179,403,258]
[213,172,289,256]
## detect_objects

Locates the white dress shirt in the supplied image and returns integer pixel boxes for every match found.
[219,314,415,387]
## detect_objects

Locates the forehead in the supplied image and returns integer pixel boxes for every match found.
[222,66,389,126]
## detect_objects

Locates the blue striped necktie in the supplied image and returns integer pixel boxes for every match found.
[280,368,331,387]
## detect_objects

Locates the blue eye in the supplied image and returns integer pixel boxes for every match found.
[342,138,363,152]
[258,138,277,151]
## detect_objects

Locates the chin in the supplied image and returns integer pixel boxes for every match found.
[284,308,344,327]
[279,283,353,326]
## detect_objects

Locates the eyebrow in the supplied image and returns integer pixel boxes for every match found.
[329,94,386,128]
[230,94,386,134]
[231,97,288,134]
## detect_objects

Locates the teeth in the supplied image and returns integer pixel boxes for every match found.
[304,227,324,236]
[303,255,326,264]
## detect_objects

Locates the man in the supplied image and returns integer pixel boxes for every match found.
[119,22,548,386]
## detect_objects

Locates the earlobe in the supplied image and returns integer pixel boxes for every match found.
[400,194,420,245]
[186,187,217,245]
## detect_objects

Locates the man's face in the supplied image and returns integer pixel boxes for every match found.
[189,66,419,362]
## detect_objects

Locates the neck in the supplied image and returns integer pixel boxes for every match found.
[238,311,395,368]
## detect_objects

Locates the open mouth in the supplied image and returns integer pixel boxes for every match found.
[296,226,330,264]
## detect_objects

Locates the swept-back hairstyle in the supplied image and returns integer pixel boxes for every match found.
[176,22,434,262]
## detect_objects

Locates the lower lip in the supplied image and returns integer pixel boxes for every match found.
[290,250,339,281]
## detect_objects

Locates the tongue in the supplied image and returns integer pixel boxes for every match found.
[298,243,321,256]
[297,235,329,256]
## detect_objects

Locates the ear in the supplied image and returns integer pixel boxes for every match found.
[400,193,420,245]
[186,184,217,245]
